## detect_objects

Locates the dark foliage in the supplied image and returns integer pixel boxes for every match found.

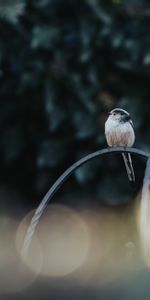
[0,0,150,206]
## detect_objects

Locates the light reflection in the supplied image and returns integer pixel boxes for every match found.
[35,204,90,277]
[0,215,38,294]
[77,209,118,281]
[17,203,140,283]
[16,209,43,276]
[78,208,119,282]
[136,192,150,266]
[0,198,143,296]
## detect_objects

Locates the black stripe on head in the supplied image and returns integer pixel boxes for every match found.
[123,114,131,122]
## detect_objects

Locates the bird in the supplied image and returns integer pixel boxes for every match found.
[105,108,135,182]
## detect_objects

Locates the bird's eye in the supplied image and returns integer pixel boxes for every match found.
[113,112,116,115]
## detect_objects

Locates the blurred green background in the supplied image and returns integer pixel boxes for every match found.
[0,0,149,208]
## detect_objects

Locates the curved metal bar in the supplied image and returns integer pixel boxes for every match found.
[21,147,149,257]
[139,157,150,264]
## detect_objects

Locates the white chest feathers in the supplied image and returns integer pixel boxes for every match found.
[105,118,135,147]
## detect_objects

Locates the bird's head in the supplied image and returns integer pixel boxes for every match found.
[108,108,131,123]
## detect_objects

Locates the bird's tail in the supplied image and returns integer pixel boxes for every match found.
[122,153,135,182]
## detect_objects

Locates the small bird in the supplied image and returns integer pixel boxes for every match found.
[105,108,135,182]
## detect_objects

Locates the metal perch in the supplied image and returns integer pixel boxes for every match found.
[21,147,149,258]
